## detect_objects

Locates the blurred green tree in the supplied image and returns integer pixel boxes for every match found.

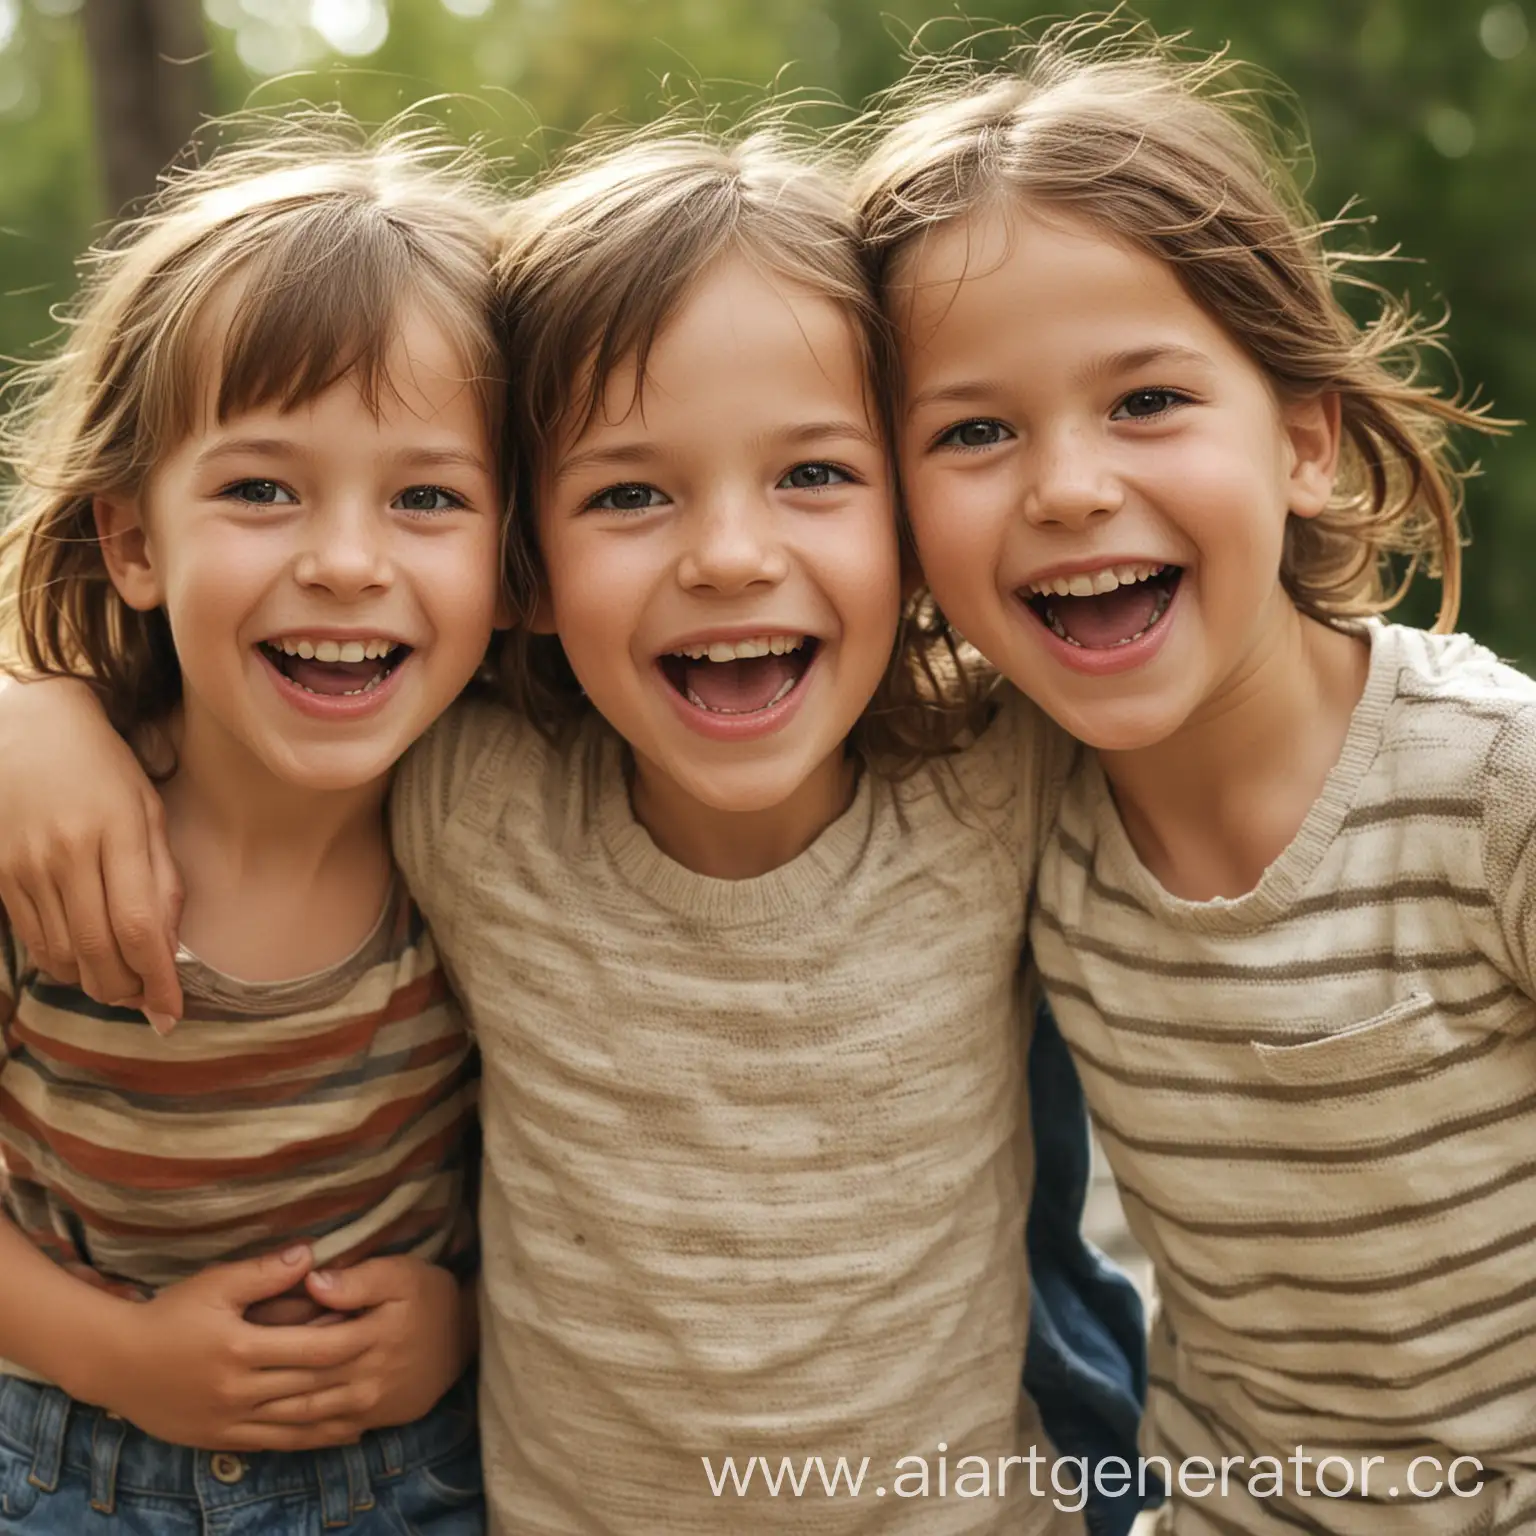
[0,0,1530,658]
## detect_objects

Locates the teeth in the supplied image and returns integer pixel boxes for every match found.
[671,635,806,662]
[273,637,400,662]
[1027,562,1165,598]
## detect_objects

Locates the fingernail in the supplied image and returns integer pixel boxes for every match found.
[310,1269,333,1289]
[144,1010,177,1036]
[282,1245,310,1265]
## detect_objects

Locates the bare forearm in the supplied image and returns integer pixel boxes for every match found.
[0,1213,128,1402]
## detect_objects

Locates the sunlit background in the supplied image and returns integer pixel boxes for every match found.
[1,0,1532,662]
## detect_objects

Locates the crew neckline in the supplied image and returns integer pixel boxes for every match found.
[174,877,401,1015]
[1086,620,1400,934]
[592,729,881,926]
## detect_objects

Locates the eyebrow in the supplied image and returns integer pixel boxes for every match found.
[555,419,880,481]
[905,345,1217,416]
[194,439,491,476]
[194,436,297,468]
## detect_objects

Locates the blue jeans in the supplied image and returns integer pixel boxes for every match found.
[0,1371,482,1534]
[1025,999,1163,1536]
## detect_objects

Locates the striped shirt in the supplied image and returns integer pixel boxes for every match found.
[392,690,1082,1536]
[0,882,477,1385]
[1033,622,1536,1534]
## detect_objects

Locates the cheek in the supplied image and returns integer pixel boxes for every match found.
[157,531,277,643]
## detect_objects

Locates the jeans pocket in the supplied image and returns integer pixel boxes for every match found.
[390,1438,485,1535]
[0,1437,41,1523]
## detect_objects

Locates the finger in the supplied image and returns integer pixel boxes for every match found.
[217,1418,365,1453]
[144,793,185,946]
[244,1314,378,1372]
[304,1258,408,1312]
[101,815,183,1019]
[23,873,81,985]
[208,1244,314,1310]
[62,847,144,1007]
[248,1380,381,1426]
[0,879,54,975]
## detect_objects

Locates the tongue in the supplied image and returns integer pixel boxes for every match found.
[1050,583,1162,648]
[282,657,386,697]
[682,654,799,713]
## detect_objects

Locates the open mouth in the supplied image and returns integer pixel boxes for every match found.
[1023,563,1182,649]
[256,637,413,698]
[657,634,819,715]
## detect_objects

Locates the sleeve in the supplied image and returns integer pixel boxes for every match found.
[1481,701,1536,992]
[982,684,1081,891]
[388,696,527,934]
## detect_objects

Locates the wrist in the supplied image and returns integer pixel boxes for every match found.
[54,1288,139,1407]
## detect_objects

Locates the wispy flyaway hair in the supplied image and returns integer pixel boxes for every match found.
[493,114,985,768]
[855,16,1503,631]
[0,110,506,735]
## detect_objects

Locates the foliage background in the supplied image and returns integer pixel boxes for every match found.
[1,0,1531,661]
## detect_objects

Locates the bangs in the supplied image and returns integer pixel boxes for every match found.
[150,201,499,449]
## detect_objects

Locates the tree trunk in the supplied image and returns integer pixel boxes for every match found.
[80,0,215,216]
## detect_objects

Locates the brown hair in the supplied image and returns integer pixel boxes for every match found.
[490,117,987,771]
[854,17,1505,633]
[0,111,506,736]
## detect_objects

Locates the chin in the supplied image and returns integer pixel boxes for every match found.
[259,741,402,795]
[1049,699,1186,756]
[676,760,819,817]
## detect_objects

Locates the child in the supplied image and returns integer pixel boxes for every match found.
[0,119,504,1530]
[0,123,1145,1534]
[857,22,1522,1535]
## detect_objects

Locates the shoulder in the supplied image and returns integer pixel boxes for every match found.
[900,683,1078,871]
[393,695,538,837]
[1378,622,1536,710]
[1368,623,1536,880]
[390,695,545,913]
[1374,623,1536,782]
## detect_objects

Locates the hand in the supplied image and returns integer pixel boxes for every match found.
[87,1245,378,1451]
[0,674,184,1021]
[246,1256,470,1435]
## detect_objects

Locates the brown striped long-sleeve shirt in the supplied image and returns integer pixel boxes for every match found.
[1033,622,1536,1535]
[0,883,477,1385]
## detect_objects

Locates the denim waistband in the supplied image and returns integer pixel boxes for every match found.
[0,1370,475,1522]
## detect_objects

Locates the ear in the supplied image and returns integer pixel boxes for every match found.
[93,495,164,611]
[1283,391,1341,521]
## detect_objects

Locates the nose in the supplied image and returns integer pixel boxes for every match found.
[293,499,393,598]
[675,492,789,594]
[1022,423,1123,530]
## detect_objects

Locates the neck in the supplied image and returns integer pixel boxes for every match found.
[1098,602,1370,900]
[158,700,388,888]
[629,749,858,879]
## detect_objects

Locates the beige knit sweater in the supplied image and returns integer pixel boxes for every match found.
[392,691,1080,1535]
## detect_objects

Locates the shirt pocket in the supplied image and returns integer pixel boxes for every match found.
[1249,991,1457,1087]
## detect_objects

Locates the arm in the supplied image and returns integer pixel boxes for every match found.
[241,1256,478,1433]
[0,1217,390,1449]
[0,673,183,1020]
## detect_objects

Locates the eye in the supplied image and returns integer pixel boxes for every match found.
[778,462,854,491]
[935,420,1013,451]
[220,479,296,505]
[586,482,668,514]
[393,485,465,514]
[1111,388,1190,421]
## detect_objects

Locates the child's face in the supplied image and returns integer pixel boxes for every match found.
[101,303,505,791]
[895,204,1336,752]
[536,254,900,817]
